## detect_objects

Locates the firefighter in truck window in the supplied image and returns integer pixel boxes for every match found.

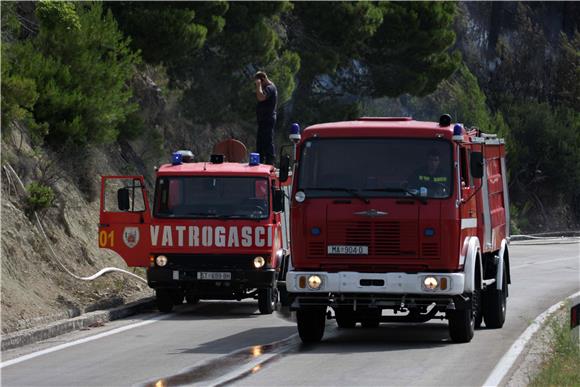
[408,148,449,198]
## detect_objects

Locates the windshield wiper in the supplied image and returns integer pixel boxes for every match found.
[363,187,427,203]
[303,187,370,204]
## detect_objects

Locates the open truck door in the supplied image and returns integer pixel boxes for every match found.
[99,176,151,267]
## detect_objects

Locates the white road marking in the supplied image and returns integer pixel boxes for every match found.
[511,256,579,269]
[0,314,172,369]
[482,290,580,387]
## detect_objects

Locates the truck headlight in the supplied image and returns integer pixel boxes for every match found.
[155,255,168,267]
[307,275,323,289]
[423,276,438,290]
[253,256,266,269]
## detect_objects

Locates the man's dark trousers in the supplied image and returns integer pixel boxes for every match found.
[257,116,276,165]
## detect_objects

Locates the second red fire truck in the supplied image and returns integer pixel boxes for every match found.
[98,142,290,313]
[283,115,511,343]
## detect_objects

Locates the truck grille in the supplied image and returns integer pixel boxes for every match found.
[421,242,439,257]
[308,241,325,257]
[327,221,418,257]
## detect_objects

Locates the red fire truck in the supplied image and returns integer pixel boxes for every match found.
[98,142,290,313]
[284,115,511,343]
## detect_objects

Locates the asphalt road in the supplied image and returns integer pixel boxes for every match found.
[1,242,578,387]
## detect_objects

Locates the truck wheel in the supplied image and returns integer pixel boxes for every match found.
[483,264,507,329]
[335,308,356,328]
[156,289,174,313]
[258,287,277,314]
[297,307,326,343]
[448,308,475,343]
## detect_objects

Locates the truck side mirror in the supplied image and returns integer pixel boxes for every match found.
[470,152,484,179]
[279,155,290,183]
[273,189,285,212]
[117,188,130,211]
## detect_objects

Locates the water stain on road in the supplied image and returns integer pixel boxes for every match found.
[138,335,298,387]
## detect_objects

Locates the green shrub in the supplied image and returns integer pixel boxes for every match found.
[25,182,55,216]
[2,2,140,147]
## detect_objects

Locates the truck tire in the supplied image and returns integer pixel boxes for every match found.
[483,263,507,329]
[258,287,277,314]
[297,307,326,343]
[448,308,475,343]
[335,308,356,328]
[156,289,173,313]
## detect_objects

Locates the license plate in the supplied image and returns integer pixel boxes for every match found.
[197,271,232,280]
[327,245,369,255]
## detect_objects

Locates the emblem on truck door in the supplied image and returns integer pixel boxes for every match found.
[123,227,140,248]
[354,209,388,217]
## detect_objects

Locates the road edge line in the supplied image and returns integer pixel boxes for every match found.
[1,297,156,351]
[0,313,172,369]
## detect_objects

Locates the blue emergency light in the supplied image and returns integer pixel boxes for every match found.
[290,122,301,143]
[290,123,300,135]
[453,124,464,136]
[249,153,260,166]
[171,152,182,165]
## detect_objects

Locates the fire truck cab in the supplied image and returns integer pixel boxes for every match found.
[285,115,511,343]
[99,145,290,314]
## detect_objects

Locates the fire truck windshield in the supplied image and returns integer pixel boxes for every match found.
[154,176,270,219]
[298,138,453,199]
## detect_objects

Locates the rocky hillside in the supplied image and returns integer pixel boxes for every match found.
[1,130,151,334]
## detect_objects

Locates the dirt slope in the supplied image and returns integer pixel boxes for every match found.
[1,130,152,334]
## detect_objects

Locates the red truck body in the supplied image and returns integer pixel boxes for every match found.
[99,153,289,313]
[285,116,511,343]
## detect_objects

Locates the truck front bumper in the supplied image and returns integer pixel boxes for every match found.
[286,271,465,296]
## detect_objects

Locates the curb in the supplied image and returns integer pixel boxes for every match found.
[1,297,155,351]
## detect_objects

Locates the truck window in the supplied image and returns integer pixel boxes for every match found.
[103,178,146,212]
[460,147,473,188]
[298,138,452,199]
[154,176,270,219]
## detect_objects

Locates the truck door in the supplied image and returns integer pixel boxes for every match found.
[99,176,151,267]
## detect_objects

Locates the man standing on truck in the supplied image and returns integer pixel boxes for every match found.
[409,148,449,196]
[254,71,277,165]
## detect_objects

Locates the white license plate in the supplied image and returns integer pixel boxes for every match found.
[327,245,369,255]
[197,271,232,280]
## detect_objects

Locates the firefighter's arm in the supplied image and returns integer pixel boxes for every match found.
[255,80,267,101]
